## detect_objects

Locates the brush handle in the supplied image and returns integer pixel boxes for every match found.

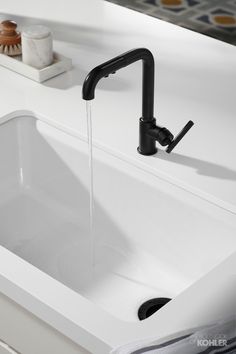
[1,20,17,36]
[0,20,21,45]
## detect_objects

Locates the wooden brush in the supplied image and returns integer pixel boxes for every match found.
[0,20,21,56]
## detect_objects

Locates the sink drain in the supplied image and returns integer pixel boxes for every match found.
[138,298,171,320]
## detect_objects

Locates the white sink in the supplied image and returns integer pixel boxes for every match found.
[0,114,235,351]
[1,114,235,316]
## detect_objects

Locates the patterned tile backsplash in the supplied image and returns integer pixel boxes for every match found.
[105,0,236,45]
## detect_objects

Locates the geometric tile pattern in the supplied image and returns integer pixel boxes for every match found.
[105,0,236,45]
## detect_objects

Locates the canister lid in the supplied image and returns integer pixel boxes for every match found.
[22,25,51,39]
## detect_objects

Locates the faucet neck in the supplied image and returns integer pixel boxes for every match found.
[142,53,154,120]
[82,48,155,122]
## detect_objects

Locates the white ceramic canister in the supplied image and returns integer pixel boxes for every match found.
[22,25,53,69]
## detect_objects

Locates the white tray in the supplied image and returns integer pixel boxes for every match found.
[0,52,72,82]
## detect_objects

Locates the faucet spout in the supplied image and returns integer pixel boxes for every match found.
[82,48,194,155]
[82,48,154,121]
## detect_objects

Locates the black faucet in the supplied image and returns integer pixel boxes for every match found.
[82,48,194,155]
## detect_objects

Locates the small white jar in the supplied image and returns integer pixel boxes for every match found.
[22,25,53,69]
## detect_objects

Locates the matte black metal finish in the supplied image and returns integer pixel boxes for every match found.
[138,298,171,320]
[82,48,194,155]
[166,120,194,153]
[138,118,158,155]
[83,48,154,120]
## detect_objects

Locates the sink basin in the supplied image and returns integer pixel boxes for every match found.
[0,115,235,324]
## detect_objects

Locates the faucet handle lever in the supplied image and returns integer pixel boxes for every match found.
[166,120,194,154]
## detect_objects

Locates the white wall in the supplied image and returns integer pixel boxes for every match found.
[0,0,104,27]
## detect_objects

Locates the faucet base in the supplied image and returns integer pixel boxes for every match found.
[137,147,157,155]
[138,118,158,155]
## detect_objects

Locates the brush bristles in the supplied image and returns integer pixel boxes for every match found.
[0,43,22,56]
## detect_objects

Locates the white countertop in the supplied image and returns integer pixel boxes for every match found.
[1,2,236,214]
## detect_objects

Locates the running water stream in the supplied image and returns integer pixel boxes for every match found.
[86,101,95,267]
